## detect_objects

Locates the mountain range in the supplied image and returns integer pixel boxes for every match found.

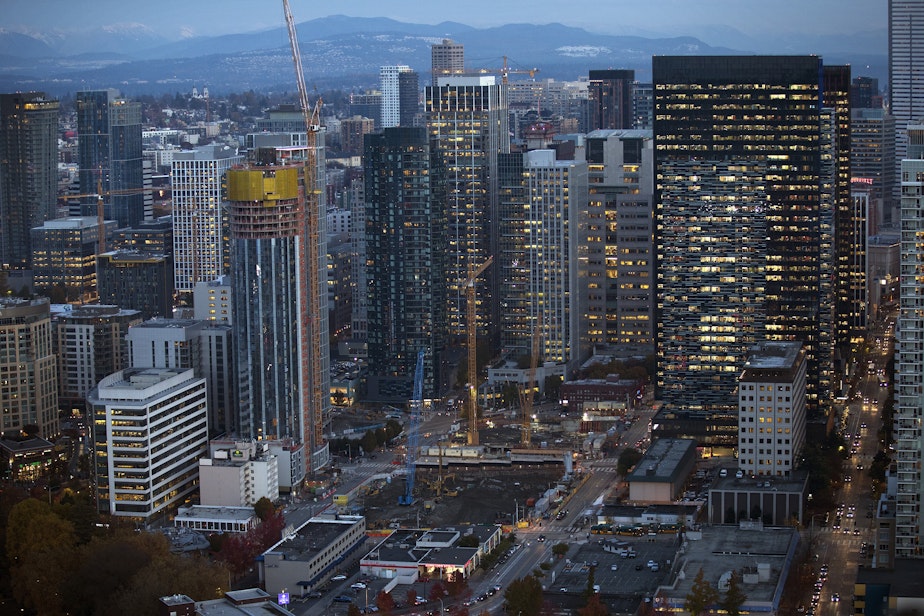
[0,15,888,96]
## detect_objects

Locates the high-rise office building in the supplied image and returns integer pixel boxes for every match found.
[31,217,117,302]
[228,156,330,476]
[76,90,146,228]
[890,0,924,200]
[0,92,59,269]
[587,70,634,131]
[0,298,58,438]
[737,341,807,478]
[497,149,589,369]
[349,92,382,131]
[171,145,243,294]
[852,76,880,110]
[88,367,208,522]
[852,108,897,205]
[584,129,655,352]
[363,127,447,398]
[431,39,464,87]
[51,304,141,415]
[653,56,838,447]
[426,75,509,341]
[399,70,420,128]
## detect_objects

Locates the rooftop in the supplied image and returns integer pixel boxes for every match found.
[625,438,696,484]
[269,515,364,563]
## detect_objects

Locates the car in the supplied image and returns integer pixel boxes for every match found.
[832,593,840,602]
[331,575,348,581]
[647,560,657,568]
[351,583,367,590]
[306,591,322,599]
[334,595,354,603]
[560,587,568,593]
[611,564,619,571]
[537,535,546,542]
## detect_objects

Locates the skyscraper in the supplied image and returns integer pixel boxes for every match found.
[31,217,117,302]
[497,149,589,369]
[399,70,420,127]
[587,70,635,131]
[380,65,413,128]
[228,153,330,476]
[171,145,243,294]
[653,56,837,446]
[431,39,464,87]
[890,0,924,201]
[896,146,924,557]
[363,127,447,398]
[426,75,509,341]
[76,90,146,228]
[0,92,59,269]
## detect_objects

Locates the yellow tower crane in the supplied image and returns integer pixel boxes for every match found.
[477,56,540,86]
[464,256,493,446]
[283,0,326,467]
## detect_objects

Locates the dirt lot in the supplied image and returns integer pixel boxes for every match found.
[363,464,565,529]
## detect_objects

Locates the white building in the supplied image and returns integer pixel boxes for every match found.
[174,505,258,533]
[171,145,243,293]
[193,277,233,324]
[896,155,924,558]
[199,439,279,507]
[380,65,411,128]
[890,0,924,202]
[88,367,208,522]
[737,341,806,478]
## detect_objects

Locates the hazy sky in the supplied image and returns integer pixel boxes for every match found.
[3,0,885,41]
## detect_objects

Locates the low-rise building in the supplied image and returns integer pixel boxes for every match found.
[261,514,367,597]
[625,438,697,504]
[159,589,295,616]
[199,439,279,507]
[174,505,258,534]
[707,471,808,526]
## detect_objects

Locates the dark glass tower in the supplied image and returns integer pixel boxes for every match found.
[363,127,446,398]
[0,92,59,269]
[653,56,837,446]
[588,69,634,131]
[77,90,145,228]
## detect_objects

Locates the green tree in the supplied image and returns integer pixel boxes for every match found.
[253,496,275,521]
[720,571,747,616]
[617,448,644,476]
[552,542,569,558]
[503,575,544,616]
[684,568,719,616]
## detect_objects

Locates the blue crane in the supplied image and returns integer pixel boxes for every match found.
[399,349,425,505]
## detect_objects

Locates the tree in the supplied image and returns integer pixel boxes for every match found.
[445,570,468,598]
[617,448,644,476]
[503,575,543,616]
[406,587,418,606]
[375,590,395,616]
[579,592,610,616]
[347,605,362,616]
[430,581,446,601]
[684,568,718,616]
[552,542,569,558]
[253,496,275,521]
[720,571,747,616]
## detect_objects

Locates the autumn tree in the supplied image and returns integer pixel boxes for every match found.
[430,581,447,601]
[579,592,610,616]
[253,496,275,521]
[617,448,644,476]
[719,571,747,616]
[445,570,468,598]
[684,568,719,616]
[376,590,395,616]
[407,587,418,606]
[503,575,544,616]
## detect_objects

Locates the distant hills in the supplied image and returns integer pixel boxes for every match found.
[0,16,888,96]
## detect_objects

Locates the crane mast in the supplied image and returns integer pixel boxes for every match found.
[519,316,542,446]
[283,0,325,467]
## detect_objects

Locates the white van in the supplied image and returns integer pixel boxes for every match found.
[719,468,728,477]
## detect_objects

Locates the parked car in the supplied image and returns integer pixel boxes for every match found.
[334,595,353,603]
[331,574,347,581]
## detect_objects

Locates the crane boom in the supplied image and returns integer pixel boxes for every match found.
[464,256,493,446]
[283,0,326,471]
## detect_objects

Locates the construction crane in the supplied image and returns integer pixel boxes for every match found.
[399,349,426,506]
[283,0,326,469]
[464,256,493,446]
[478,56,539,86]
[519,316,542,447]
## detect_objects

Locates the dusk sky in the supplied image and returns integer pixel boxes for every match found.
[4,0,886,43]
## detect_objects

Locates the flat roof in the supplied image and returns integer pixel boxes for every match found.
[741,341,802,372]
[269,516,363,563]
[662,526,798,608]
[710,470,808,493]
[626,438,696,483]
[857,559,924,597]
[175,505,256,522]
